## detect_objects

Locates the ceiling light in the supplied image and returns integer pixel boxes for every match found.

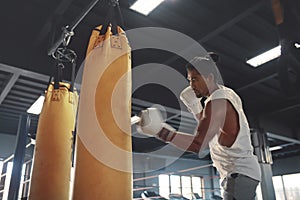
[27,95,45,115]
[246,45,281,67]
[269,146,283,151]
[130,0,165,16]
[295,42,300,48]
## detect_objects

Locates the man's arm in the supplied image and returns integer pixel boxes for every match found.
[158,99,227,153]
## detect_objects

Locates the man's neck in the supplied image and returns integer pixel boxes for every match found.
[207,83,220,96]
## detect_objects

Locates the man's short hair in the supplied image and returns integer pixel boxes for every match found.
[185,52,221,83]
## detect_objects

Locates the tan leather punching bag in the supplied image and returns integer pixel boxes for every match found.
[29,83,78,200]
[72,25,132,199]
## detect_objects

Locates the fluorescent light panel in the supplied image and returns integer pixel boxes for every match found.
[269,146,282,151]
[27,95,45,115]
[246,45,281,67]
[130,0,165,16]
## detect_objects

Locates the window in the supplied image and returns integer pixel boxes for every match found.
[158,174,170,199]
[282,173,300,200]
[0,161,30,199]
[158,174,203,199]
[0,162,13,200]
[273,176,285,200]
[170,175,181,194]
[259,173,300,200]
[192,176,202,197]
[255,182,263,200]
[181,176,192,199]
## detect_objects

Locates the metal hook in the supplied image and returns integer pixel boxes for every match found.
[62,26,74,47]
[109,0,119,7]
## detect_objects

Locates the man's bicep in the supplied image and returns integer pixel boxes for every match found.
[195,99,227,147]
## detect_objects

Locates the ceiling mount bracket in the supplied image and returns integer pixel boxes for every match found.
[62,26,74,47]
[109,0,119,7]
[47,0,102,55]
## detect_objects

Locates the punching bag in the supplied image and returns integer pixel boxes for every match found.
[29,82,78,200]
[72,25,132,199]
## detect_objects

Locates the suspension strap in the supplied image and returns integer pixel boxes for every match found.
[100,0,124,35]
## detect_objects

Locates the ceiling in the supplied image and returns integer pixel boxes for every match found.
[0,0,300,160]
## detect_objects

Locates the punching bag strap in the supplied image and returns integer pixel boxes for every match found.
[111,0,125,34]
[100,5,114,35]
[70,59,76,92]
[115,1,125,31]
[54,62,64,90]
[100,0,124,35]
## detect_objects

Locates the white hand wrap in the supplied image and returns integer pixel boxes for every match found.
[180,86,203,116]
[136,108,175,137]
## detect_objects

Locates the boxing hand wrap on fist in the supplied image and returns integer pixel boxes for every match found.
[180,86,203,119]
[136,108,176,142]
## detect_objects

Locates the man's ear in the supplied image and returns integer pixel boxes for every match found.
[207,73,215,83]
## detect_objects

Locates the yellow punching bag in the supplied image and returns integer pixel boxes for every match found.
[72,25,132,199]
[29,83,78,200]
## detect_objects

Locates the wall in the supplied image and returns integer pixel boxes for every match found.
[272,155,300,176]
[0,133,16,159]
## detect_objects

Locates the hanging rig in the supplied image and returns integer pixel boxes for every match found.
[51,26,77,92]
[48,0,120,92]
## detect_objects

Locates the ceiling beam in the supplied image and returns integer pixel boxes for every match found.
[269,104,300,115]
[0,72,20,105]
[3,100,31,108]
[199,1,265,43]
[211,35,252,60]
[1,104,26,112]
[237,73,278,91]
[267,132,300,144]
[259,95,300,116]
[0,63,49,82]
[162,2,264,66]
[250,13,277,34]
[229,25,266,51]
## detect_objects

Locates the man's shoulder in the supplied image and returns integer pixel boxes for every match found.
[207,85,241,108]
[210,85,237,99]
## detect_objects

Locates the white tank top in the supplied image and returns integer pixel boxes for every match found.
[203,85,261,181]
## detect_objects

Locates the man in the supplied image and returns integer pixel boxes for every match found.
[137,53,261,200]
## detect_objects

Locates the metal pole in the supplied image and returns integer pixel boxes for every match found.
[281,175,288,200]
[47,0,102,55]
[252,128,276,200]
[7,114,31,200]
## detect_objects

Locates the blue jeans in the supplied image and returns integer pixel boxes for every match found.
[221,173,259,200]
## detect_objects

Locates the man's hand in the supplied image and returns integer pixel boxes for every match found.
[180,86,203,118]
[136,108,175,142]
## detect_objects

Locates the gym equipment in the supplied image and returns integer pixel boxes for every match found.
[72,24,132,199]
[136,108,175,138]
[29,7,79,197]
[28,82,78,200]
[141,191,167,200]
[180,86,203,120]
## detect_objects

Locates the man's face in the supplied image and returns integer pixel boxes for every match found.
[187,69,210,98]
